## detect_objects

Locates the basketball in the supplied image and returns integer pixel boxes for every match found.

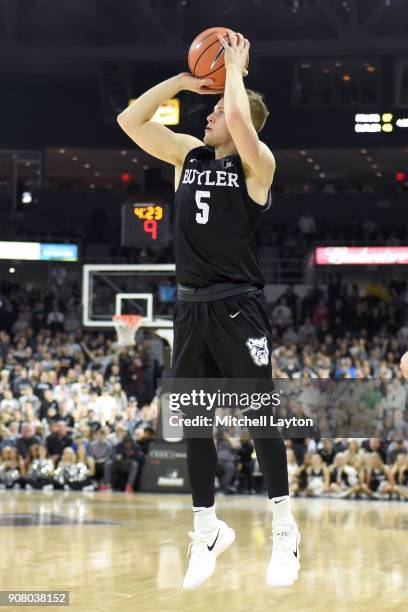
[188,27,249,91]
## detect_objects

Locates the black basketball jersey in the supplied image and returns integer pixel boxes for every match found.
[174,145,271,288]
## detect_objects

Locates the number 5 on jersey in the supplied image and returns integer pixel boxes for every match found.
[195,190,210,225]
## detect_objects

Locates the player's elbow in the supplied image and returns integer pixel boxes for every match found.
[117,111,126,130]
[117,109,147,136]
[117,111,130,130]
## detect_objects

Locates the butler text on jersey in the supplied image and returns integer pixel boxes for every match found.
[181,168,240,188]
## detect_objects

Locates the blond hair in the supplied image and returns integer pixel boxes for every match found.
[246,89,269,133]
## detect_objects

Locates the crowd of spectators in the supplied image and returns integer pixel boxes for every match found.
[215,435,408,501]
[0,272,407,499]
[0,276,162,493]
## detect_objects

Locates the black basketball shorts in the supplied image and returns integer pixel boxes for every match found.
[171,289,272,379]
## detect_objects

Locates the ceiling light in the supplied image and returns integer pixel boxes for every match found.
[319,173,326,178]
[121,150,127,156]
[314,165,320,170]
[132,158,139,163]
[84,163,90,168]
[307,157,314,163]
[72,157,78,161]
[59,149,66,154]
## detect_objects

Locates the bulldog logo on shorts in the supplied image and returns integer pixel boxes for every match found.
[246,336,269,367]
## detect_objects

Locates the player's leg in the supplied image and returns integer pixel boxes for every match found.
[172,301,235,590]
[205,290,300,586]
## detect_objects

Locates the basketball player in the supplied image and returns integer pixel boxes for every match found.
[118,30,300,589]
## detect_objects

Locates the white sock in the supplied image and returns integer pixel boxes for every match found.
[270,495,296,527]
[192,505,219,535]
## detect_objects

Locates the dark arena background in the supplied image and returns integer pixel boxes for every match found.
[0,1,408,610]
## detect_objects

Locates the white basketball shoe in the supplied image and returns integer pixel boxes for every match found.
[267,523,301,587]
[182,520,236,590]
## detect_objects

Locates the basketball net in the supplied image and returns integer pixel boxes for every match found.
[112,314,143,347]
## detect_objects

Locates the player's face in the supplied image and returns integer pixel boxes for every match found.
[204,98,232,147]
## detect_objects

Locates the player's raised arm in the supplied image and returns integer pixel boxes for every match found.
[117,73,215,167]
[218,30,276,196]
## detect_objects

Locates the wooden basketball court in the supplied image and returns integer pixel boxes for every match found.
[1,491,406,611]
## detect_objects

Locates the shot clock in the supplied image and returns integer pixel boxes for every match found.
[121,203,170,247]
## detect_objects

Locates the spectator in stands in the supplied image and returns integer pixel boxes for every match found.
[305,453,328,497]
[135,426,155,456]
[318,439,336,465]
[386,435,408,464]
[46,304,65,334]
[3,421,20,446]
[327,452,359,498]
[39,389,60,422]
[52,447,94,491]
[76,442,96,488]
[123,399,142,434]
[90,427,112,486]
[362,438,387,463]
[104,433,143,493]
[58,401,75,429]
[0,446,25,489]
[360,453,393,499]
[1,389,19,412]
[46,420,73,465]
[107,423,127,447]
[271,298,293,329]
[19,386,41,414]
[111,382,128,413]
[390,453,408,500]
[16,422,42,464]
[24,444,54,490]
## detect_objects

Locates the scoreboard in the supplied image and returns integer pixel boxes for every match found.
[121,203,170,247]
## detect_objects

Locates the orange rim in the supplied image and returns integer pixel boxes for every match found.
[112,314,143,326]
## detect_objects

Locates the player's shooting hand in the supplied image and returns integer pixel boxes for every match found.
[217,30,249,77]
[178,72,219,94]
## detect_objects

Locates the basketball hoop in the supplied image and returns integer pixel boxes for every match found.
[112,314,143,347]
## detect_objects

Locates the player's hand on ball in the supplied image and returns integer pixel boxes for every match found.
[400,351,408,379]
[217,29,250,77]
[179,72,218,94]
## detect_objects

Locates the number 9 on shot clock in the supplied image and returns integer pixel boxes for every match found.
[121,202,170,247]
